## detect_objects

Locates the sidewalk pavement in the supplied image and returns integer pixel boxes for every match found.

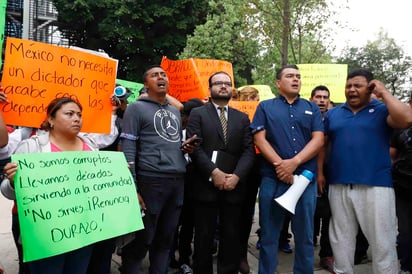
[0,193,373,274]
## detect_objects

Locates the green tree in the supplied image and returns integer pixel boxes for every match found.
[52,0,209,81]
[336,30,412,100]
[247,0,337,65]
[179,0,259,87]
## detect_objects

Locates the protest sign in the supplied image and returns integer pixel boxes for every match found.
[161,57,234,102]
[229,101,259,122]
[115,79,143,103]
[12,151,143,262]
[1,38,118,133]
[298,64,347,103]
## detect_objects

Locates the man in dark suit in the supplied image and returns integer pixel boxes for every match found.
[186,71,255,274]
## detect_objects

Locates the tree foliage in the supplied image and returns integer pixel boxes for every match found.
[336,30,412,100]
[247,0,336,65]
[179,0,259,87]
[52,0,209,81]
[179,0,337,90]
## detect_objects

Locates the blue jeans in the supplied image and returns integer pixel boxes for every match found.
[28,245,93,274]
[258,176,316,274]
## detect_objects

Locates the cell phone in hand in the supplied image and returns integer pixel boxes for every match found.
[181,137,202,148]
[189,137,202,146]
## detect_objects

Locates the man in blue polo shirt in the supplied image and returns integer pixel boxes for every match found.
[251,64,324,274]
[324,68,412,274]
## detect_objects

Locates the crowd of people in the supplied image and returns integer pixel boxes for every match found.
[0,63,411,274]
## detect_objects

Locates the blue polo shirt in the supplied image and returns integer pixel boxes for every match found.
[251,95,324,177]
[324,99,393,187]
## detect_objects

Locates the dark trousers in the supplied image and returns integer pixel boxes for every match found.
[12,213,30,274]
[279,214,291,246]
[177,197,195,265]
[239,158,261,258]
[87,238,116,274]
[121,175,184,274]
[193,200,242,274]
[28,245,93,274]
[314,193,333,258]
[395,187,412,271]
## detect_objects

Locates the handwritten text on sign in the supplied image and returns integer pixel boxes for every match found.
[161,57,234,102]
[12,151,143,262]
[298,64,348,103]
[1,38,118,133]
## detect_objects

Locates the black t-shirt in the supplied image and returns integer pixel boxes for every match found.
[391,127,412,189]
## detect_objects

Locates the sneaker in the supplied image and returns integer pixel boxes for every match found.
[279,242,293,253]
[319,256,335,274]
[180,264,192,274]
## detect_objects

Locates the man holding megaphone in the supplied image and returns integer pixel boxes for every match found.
[251,64,324,274]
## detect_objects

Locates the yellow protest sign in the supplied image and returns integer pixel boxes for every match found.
[12,151,143,262]
[161,57,234,102]
[1,38,118,133]
[298,64,347,103]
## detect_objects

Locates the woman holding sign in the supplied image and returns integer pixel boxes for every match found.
[1,97,110,274]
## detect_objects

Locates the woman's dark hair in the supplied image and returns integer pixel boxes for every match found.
[40,97,82,130]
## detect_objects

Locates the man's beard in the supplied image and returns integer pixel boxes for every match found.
[211,91,232,101]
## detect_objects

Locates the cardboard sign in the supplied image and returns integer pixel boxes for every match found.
[298,64,347,103]
[1,38,118,133]
[12,151,143,262]
[229,101,259,122]
[161,57,234,102]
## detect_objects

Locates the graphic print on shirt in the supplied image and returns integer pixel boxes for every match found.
[154,108,181,142]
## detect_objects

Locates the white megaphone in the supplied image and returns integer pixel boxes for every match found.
[274,170,314,214]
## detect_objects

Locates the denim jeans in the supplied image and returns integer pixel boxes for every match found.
[28,245,93,274]
[258,175,316,274]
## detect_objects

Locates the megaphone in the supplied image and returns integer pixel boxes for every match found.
[274,170,314,214]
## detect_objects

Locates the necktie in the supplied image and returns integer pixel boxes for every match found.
[218,106,227,142]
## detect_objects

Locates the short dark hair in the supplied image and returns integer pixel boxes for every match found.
[183,98,204,116]
[310,85,330,98]
[208,71,232,88]
[142,65,164,83]
[276,64,299,80]
[347,68,374,82]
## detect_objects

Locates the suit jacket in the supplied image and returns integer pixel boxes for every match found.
[186,103,255,203]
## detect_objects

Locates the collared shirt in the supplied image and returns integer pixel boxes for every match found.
[212,102,228,119]
[324,99,393,187]
[251,94,324,177]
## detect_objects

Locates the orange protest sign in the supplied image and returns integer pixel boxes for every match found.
[229,101,259,122]
[1,38,118,133]
[161,57,233,102]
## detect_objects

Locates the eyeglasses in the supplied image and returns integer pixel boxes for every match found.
[211,81,232,87]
